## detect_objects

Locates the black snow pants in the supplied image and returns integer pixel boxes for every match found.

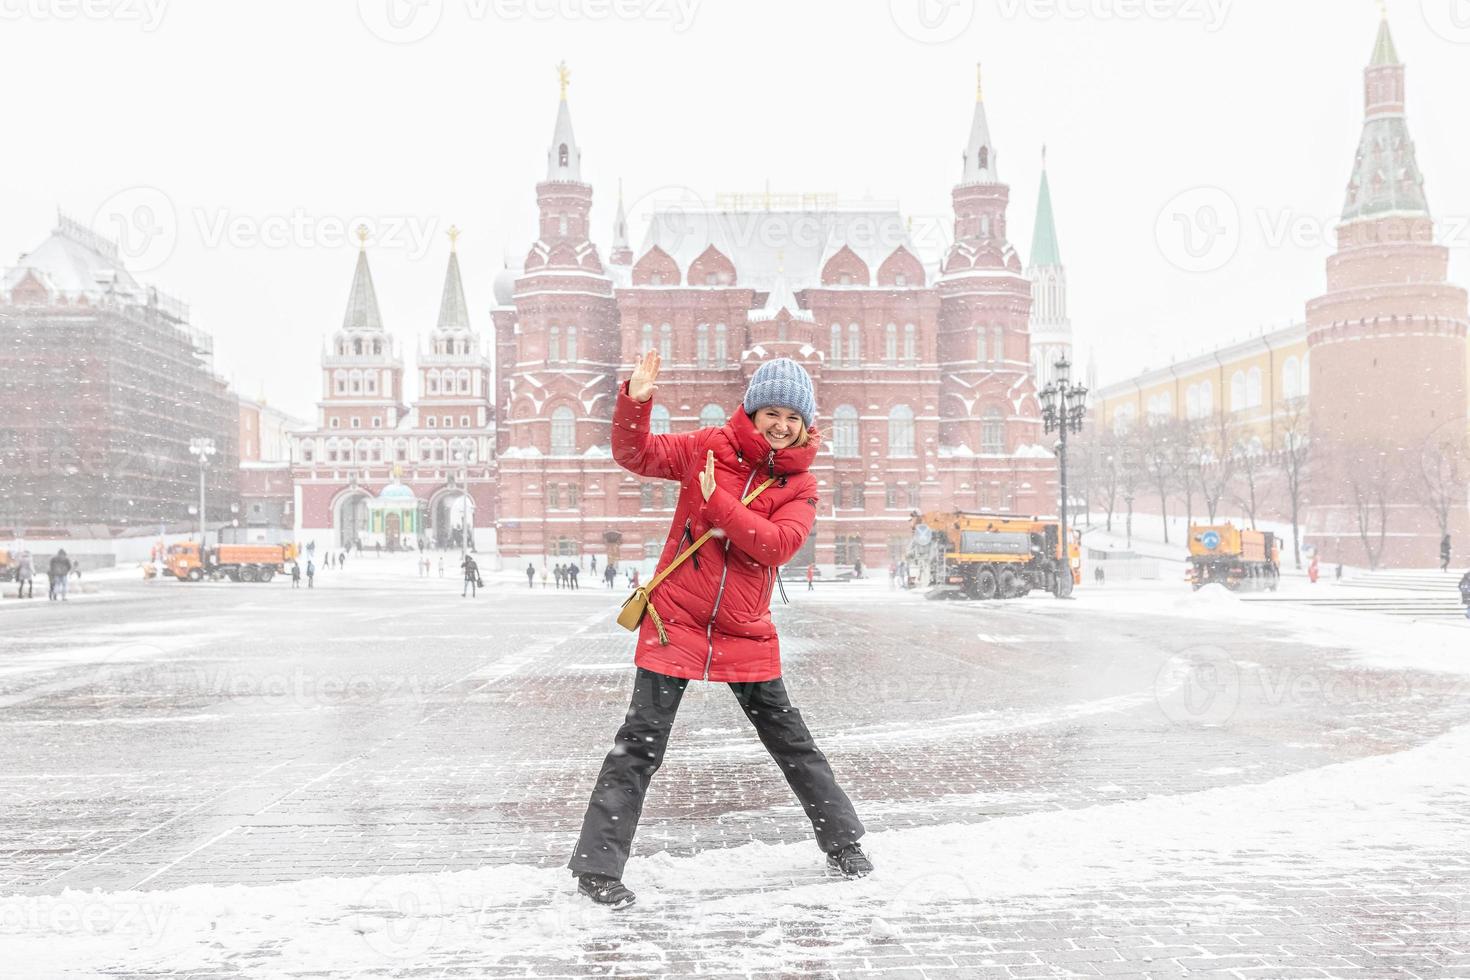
[568,666,864,879]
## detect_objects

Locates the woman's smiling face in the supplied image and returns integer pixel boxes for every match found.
[752,406,804,450]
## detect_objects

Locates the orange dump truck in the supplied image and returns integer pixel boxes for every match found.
[163,541,299,582]
[912,511,1082,600]
[1186,523,1279,591]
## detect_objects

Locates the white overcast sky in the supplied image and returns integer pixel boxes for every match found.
[5,0,1470,420]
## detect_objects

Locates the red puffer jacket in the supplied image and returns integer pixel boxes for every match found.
[612,383,820,682]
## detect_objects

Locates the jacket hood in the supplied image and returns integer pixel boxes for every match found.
[726,406,820,478]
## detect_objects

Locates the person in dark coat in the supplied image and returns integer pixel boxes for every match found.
[306,559,315,588]
[568,352,870,910]
[568,563,579,590]
[604,563,616,589]
[461,554,480,597]
[525,562,535,588]
[48,550,73,601]
[290,560,302,588]
[1440,534,1452,573]
[1459,568,1470,605]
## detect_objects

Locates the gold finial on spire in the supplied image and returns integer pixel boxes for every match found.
[355,224,368,249]
[1377,0,1387,18]
[556,60,570,100]
[976,63,984,103]
[447,224,460,252]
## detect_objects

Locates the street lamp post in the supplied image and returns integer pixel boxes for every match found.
[188,437,216,545]
[1039,357,1088,577]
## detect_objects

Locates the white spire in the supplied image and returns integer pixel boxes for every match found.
[961,63,998,184]
[546,61,582,182]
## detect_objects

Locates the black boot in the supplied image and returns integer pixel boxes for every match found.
[826,842,874,879]
[577,873,636,909]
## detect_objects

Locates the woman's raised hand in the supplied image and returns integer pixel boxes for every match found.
[628,350,661,403]
[700,450,717,501]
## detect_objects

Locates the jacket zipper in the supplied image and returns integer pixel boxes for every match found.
[704,468,757,681]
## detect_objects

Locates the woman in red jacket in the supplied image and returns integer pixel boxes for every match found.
[569,352,871,908]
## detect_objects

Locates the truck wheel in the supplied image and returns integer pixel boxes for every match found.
[976,568,998,600]
[1055,573,1073,598]
[997,570,1018,599]
[240,566,258,583]
[186,568,203,582]
[259,567,275,583]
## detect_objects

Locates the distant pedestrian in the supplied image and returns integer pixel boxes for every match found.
[325,552,332,569]
[853,557,863,579]
[1094,565,1104,585]
[554,564,565,589]
[1308,554,1319,584]
[807,563,815,591]
[1440,534,1452,573]
[339,550,347,570]
[438,556,445,577]
[541,565,549,588]
[14,551,34,599]
[590,554,598,575]
[568,563,580,590]
[526,562,536,588]
[307,540,316,556]
[1459,568,1470,605]
[376,541,382,558]
[630,568,640,589]
[604,563,615,589]
[291,560,302,588]
[462,553,480,597]
[356,540,362,556]
[48,549,72,601]
[306,559,316,588]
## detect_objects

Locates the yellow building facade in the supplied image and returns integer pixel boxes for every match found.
[1092,324,1309,454]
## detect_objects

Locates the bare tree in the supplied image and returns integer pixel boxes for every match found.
[1276,397,1312,569]
[1116,428,1148,549]
[1140,418,1181,544]
[1091,428,1123,532]
[1197,423,1235,524]
[1341,440,1395,571]
[1410,419,1469,547]
[1228,422,1274,531]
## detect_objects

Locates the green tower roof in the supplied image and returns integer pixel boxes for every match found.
[1029,166,1062,268]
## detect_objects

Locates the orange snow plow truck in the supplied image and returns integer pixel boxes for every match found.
[1186,523,1279,592]
[912,511,1082,600]
[159,541,299,583]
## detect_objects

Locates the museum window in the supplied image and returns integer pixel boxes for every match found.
[885,323,897,362]
[696,323,709,367]
[640,484,654,508]
[831,405,859,458]
[662,483,677,508]
[888,405,915,457]
[659,323,672,360]
[715,323,727,365]
[566,325,577,362]
[460,416,470,428]
[650,404,671,435]
[330,418,340,429]
[847,323,861,365]
[550,406,576,455]
[904,323,916,362]
[548,325,560,363]
[350,417,361,429]
[546,483,561,509]
[982,407,1005,454]
[372,417,381,428]
[427,416,437,428]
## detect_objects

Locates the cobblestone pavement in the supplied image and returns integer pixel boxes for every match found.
[2,557,1468,978]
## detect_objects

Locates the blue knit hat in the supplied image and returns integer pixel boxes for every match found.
[743,358,817,428]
